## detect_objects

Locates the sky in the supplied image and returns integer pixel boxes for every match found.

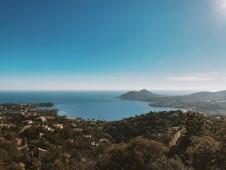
[1,0,226,91]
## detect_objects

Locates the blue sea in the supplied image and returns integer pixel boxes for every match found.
[0,91,190,120]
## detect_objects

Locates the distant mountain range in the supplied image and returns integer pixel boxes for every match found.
[118,89,226,114]
[189,90,226,97]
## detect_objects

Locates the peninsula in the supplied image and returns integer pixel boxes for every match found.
[118,89,226,114]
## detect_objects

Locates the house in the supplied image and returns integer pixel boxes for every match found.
[47,127,54,132]
[43,125,54,132]
[38,148,48,159]
[99,138,110,143]
[169,127,180,132]
[39,133,44,138]
[85,135,92,139]
[20,112,26,116]
[91,141,96,146]
[24,120,33,124]
[33,112,38,117]
[74,128,83,133]
[71,123,77,127]
[55,124,63,129]
[39,116,46,122]
[81,158,87,162]
[15,138,22,146]
[67,139,74,143]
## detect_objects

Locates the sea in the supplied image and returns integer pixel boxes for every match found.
[0,90,193,121]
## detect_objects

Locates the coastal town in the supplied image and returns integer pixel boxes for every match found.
[0,103,112,169]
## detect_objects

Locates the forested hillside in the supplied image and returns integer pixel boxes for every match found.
[1,103,226,169]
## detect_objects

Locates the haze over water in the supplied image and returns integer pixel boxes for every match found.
[0,91,187,120]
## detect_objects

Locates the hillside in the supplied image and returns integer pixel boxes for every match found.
[1,103,226,170]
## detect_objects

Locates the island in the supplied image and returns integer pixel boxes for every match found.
[118,89,226,114]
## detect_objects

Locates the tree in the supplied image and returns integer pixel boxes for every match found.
[96,137,169,170]
[148,156,187,170]
[186,136,220,170]
[185,112,207,136]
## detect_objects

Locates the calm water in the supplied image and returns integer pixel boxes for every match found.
[0,91,187,120]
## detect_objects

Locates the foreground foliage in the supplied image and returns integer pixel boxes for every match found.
[1,103,226,169]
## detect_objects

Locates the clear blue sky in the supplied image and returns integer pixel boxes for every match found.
[1,0,226,90]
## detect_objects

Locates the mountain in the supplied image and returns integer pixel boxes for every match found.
[189,90,226,98]
[118,89,160,101]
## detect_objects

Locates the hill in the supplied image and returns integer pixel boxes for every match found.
[117,89,160,101]
[190,90,226,98]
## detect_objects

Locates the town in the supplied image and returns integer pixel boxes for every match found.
[0,103,112,169]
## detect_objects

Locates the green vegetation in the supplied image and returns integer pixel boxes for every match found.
[1,103,226,169]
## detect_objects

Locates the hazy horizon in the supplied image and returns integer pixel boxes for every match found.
[1,0,226,91]
[0,89,217,95]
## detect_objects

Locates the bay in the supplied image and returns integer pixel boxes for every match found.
[0,91,186,120]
